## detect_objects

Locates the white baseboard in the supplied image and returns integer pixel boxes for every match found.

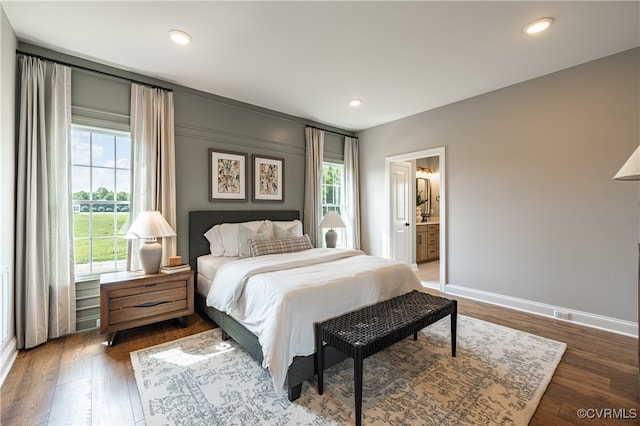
[0,336,17,386]
[443,284,638,338]
[420,280,440,290]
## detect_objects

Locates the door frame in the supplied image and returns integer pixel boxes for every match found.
[385,147,446,292]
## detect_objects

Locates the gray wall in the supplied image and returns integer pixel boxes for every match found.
[0,6,16,383]
[17,42,349,330]
[173,90,307,257]
[359,48,640,323]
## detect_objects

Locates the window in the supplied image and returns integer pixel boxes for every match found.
[71,125,131,277]
[321,162,346,246]
[321,162,343,217]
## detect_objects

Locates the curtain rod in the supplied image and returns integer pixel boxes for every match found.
[16,50,173,92]
[305,125,356,139]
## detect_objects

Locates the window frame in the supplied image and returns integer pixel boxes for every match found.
[71,124,132,279]
[321,161,347,247]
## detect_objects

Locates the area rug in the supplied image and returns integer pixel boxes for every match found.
[130,315,566,425]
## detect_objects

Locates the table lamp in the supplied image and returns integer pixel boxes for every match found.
[613,146,640,181]
[125,211,176,273]
[319,211,346,248]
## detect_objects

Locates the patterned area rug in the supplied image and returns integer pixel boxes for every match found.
[130,315,566,425]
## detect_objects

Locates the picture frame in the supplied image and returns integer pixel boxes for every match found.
[252,154,284,202]
[209,149,248,201]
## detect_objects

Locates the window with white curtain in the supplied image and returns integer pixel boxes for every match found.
[71,125,131,277]
[321,162,347,246]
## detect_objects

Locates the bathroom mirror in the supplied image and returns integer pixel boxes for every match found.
[416,177,431,220]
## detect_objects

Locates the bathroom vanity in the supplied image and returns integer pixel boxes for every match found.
[416,220,439,263]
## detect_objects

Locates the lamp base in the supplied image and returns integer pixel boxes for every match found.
[139,240,162,274]
[325,229,338,248]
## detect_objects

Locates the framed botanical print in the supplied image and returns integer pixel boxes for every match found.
[252,155,284,202]
[209,149,248,201]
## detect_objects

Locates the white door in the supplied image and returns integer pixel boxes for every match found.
[390,161,412,264]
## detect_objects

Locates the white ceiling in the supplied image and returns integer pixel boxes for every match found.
[2,1,639,131]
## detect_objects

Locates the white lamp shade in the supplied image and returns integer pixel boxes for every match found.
[613,146,640,181]
[125,211,176,239]
[319,211,346,229]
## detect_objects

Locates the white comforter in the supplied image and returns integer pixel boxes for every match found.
[205,248,423,391]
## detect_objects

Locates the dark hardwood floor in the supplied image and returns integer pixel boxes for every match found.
[1,292,638,425]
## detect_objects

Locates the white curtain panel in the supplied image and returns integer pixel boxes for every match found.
[344,136,361,249]
[15,57,75,349]
[303,127,324,247]
[129,84,177,270]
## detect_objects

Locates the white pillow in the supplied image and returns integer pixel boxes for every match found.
[219,223,239,257]
[220,221,271,257]
[238,221,272,258]
[270,220,303,239]
[204,224,224,256]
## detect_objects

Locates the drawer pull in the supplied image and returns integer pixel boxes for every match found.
[136,301,171,308]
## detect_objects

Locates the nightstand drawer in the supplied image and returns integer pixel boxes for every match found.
[109,280,186,299]
[110,298,188,325]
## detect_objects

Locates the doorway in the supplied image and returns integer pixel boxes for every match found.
[385,147,446,292]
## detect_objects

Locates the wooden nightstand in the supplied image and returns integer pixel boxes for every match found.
[100,270,194,346]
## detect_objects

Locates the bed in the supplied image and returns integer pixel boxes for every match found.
[188,210,423,401]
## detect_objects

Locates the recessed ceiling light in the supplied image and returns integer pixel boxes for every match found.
[169,29,192,45]
[524,17,554,35]
[349,99,362,107]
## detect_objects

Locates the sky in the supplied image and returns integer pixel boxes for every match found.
[71,127,131,197]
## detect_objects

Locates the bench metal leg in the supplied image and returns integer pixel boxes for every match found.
[354,347,363,426]
[315,324,324,394]
[451,301,458,357]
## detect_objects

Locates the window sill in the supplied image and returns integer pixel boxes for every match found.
[75,274,101,284]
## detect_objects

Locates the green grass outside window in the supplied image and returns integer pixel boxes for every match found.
[73,212,129,264]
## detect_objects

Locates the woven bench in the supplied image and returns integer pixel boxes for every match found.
[314,290,457,426]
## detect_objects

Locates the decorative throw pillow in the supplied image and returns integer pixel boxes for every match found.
[238,221,272,258]
[204,224,224,256]
[250,234,313,257]
[271,220,303,239]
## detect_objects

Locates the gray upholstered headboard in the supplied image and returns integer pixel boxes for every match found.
[188,210,300,274]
